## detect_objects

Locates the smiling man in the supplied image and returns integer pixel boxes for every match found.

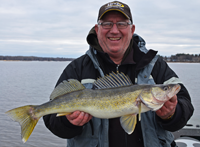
[43,1,193,147]
[95,11,135,64]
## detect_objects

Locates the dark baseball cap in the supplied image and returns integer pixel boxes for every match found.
[97,1,133,23]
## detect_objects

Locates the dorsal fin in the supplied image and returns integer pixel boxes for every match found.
[93,72,133,89]
[50,79,85,100]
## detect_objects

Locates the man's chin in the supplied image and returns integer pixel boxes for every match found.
[108,47,122,53]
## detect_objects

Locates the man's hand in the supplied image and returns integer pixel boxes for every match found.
[156,95,178,119]
[66,111,92,126]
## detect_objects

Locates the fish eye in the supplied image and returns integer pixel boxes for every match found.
[163,86,168,91]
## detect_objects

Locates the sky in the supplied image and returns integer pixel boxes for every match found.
[0,0,200,58]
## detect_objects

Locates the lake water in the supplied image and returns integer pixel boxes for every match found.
[0,61,199,147]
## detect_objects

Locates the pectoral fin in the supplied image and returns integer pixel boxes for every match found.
[56,112,71,117]
[138,103,141,121]
[120,114,137,134]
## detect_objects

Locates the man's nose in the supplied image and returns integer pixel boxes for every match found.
[110,24,120,33]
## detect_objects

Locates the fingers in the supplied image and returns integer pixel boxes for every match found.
[67,111,81,120]
[66,111,92,126]
[164,100,176,111]
[169,95,177,103]
[79,112,92,126]
[157,103,175,116]
[156,95,178,119]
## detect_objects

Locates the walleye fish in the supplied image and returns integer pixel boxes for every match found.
[5,72,181,143]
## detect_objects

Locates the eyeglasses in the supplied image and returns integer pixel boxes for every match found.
[98,22,132,29]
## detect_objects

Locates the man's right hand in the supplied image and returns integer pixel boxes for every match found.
[66,111,92,126]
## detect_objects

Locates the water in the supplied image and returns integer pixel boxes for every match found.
[0,61,199,147]
[0,61,68,147]
[167,63,200,126]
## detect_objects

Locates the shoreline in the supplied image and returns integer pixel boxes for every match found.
[1,60,200,63]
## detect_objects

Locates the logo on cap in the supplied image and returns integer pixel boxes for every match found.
[106,2,124,8]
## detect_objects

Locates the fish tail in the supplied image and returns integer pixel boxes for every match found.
[5,105,40,143]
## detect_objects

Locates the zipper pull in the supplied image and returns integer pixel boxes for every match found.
[116,64,120,73]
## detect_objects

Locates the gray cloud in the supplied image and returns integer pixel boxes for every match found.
[0,0,199,58]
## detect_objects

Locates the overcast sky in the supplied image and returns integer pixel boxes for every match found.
[0,0,200,58]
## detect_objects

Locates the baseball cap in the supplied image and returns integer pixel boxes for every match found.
[97,1,133,23]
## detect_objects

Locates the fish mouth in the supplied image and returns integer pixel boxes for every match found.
[167,84,181,98]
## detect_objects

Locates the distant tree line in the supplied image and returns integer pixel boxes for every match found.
[0,56,74,61]
[1,53,200,62]
[160,53,200,62]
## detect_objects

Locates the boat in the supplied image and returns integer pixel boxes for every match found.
[173,123,200,146]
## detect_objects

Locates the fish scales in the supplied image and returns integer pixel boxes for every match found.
[34,85,143,119]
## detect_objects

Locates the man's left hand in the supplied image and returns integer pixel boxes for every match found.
[156,95,178,120]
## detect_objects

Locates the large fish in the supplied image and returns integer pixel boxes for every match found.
[5,72,181,143]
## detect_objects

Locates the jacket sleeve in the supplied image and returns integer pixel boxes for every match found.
[43,60,84,139]
[151,57,194,132]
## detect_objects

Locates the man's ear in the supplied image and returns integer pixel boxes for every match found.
[131,24,135,35]
[95,24,99,35]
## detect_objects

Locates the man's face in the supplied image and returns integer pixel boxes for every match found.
[95,11,135,60]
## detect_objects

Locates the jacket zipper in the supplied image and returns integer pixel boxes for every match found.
[116,64,120,73]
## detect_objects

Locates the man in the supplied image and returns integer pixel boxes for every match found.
[43,1,194,147]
